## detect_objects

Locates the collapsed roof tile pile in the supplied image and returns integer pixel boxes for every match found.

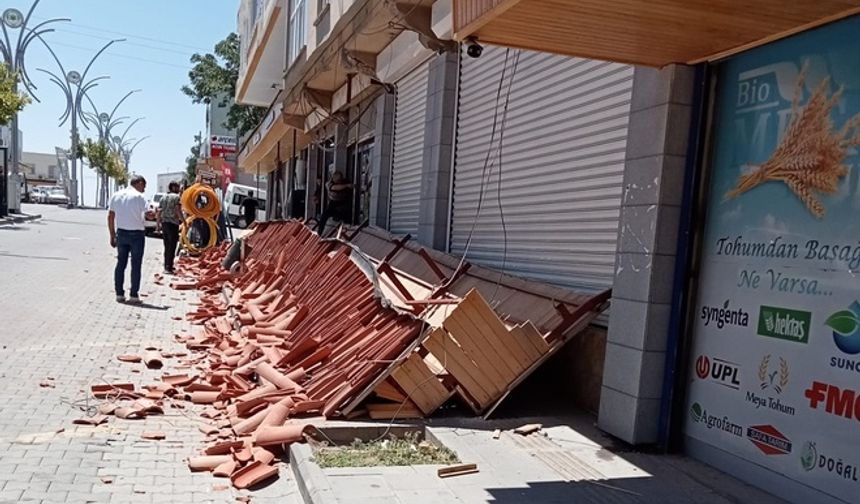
[165,221,423,487]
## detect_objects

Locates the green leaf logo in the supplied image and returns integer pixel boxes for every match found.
[824,310,860,335]
[690,402,703,422]
[800,441,817,472]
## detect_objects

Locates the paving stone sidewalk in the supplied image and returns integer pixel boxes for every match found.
[0,205,300,504]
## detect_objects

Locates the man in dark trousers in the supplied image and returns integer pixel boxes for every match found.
[108,174,148,304]
[156,181,182,274]
[316,171,353,235]
[241,191,259,228]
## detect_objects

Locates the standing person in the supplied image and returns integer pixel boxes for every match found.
[108,175,148,304]
[241,191,259,228]
[156,181,182,274]
[316,171,352,235]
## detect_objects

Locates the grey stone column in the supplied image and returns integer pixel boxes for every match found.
[370,92,395,228]
[417,51,458,249]
[598,64,695,445]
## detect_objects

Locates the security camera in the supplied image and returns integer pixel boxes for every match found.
[465,37,483,59]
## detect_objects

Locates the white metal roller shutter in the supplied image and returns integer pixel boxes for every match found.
[388,60,430,235]
[451,46,634,294]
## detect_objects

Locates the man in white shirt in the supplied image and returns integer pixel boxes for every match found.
[108,175,148,304]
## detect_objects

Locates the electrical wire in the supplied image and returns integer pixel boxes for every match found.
[490,50,521,304]
[48,41,193,70]
[439,48,513,294]
[49,27,198,57]
[30,15,211,52]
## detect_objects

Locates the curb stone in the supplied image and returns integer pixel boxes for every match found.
[0,213,41,226]
[290,443,339,504]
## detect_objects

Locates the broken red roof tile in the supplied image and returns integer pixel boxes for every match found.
[91,383,135,399]
[114,407,146,420]
[188,455,233,472]
[204,440,245,456]
[190,391,220,404]
[117,354,142,363]
[143,351,163,369]
[253,424,309,447]
[141,431,166,440]
[230,461,278,489]
[213,459,237,478]
[72,415,109,426]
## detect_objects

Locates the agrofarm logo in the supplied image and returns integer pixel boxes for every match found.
[689,402,743,438]
[758,305,811,344]
[701,300,749,329]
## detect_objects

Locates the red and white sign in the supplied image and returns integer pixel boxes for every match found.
[211,135,237,159]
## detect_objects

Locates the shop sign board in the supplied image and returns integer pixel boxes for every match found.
[686,15,860,503]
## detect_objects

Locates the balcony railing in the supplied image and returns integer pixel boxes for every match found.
[287,0,307,67]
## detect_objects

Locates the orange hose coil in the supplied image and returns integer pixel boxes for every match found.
[181,183,220,219]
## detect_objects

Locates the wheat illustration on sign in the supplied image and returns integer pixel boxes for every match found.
[758,354,789,394]
[726,63,860,218]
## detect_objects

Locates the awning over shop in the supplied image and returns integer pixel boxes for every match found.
[453,0,860,67]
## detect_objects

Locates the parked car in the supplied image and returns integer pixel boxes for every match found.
[45,187,69,205]
[144,193,165,235]
[29,187,47,203]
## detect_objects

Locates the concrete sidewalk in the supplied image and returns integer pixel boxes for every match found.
[289,416,787,504]
[0,205,300,503]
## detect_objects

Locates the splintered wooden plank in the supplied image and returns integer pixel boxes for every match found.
[390,353,452,416]
[458,291,529,376]
[519,321,551,355]
[374,379,407,403]
[508,325,543,364]
[366,401,423,420]
[424,329,496,409]
[441,313,512,390]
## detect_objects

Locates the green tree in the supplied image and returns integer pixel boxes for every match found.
[0,65,31,126]
[185,134,202,184]
[80,138,128,205]
[181,33,265,137]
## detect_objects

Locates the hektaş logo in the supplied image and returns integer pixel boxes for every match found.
[826,302,860,355]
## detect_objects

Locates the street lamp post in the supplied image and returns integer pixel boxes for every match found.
[121,135,150,173]
[36,38,123,207]
[83,90,141,206]
[0,1,69,214]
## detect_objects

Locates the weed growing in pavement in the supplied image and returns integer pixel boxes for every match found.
[313,431,459,468]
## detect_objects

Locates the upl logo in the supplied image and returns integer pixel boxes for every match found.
[695,355,741,390]
[826,302,860,355]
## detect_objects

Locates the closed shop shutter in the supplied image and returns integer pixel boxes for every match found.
[388,60,431,235]
[451,46,634,294]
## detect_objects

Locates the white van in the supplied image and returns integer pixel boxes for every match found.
[224,183,267,228]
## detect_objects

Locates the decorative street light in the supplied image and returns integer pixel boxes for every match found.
[82,89,141,206]
[0,1,69,214]
[36,37,124,207]
[120,135,150,172]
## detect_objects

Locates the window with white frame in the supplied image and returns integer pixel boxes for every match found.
[288,0,307,66]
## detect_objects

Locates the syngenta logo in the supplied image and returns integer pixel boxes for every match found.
[827,302,860,355]
[689,402,743,437]
[757,305,811,343]
[747,424,792,455]
[695,355,741,390]
[701,300,749,329]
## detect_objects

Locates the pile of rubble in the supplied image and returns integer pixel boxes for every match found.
[77,220,610,490]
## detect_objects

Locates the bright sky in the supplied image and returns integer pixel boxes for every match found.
[8,0,237,203]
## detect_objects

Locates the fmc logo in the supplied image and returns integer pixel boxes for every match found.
[805,381,860,421]
[695,355,741,390]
